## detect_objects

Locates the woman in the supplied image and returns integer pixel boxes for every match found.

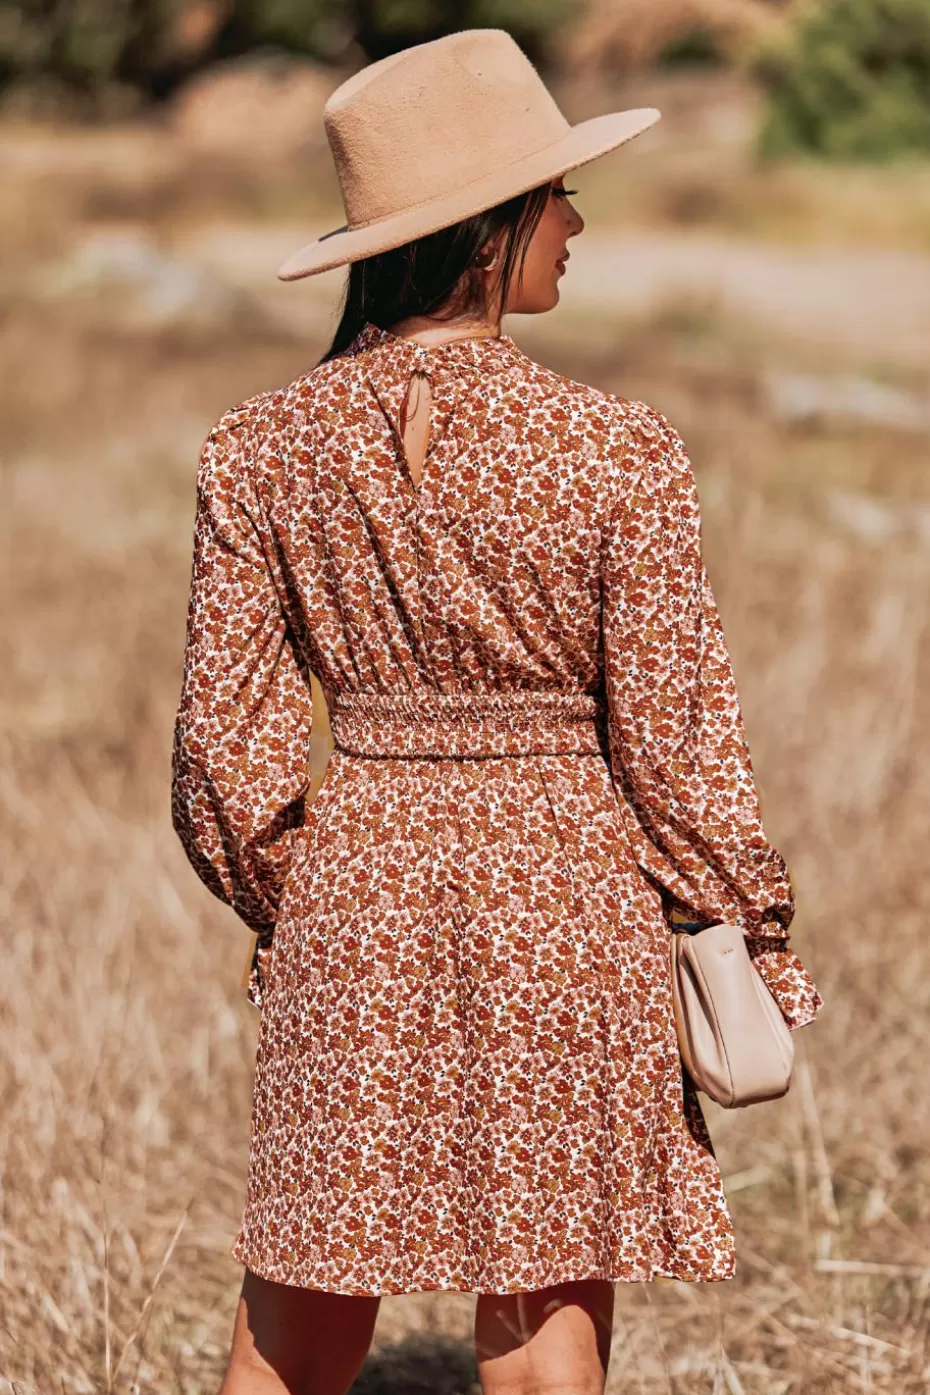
[172,28,822,1395]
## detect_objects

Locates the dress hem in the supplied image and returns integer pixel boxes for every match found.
[231,1241,737,1296]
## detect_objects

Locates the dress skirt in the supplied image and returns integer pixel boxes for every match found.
[230,694,736,1296]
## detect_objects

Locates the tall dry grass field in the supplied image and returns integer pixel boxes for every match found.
[2,79,930,1392]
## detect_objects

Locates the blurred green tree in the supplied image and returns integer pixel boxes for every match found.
[0,0,229,105]
[0,0,579,113]
[351,0,577,60]
[757,0,930,159]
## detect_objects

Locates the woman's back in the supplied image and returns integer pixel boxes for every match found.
[220,321,627,693]
[171,319,820,1296]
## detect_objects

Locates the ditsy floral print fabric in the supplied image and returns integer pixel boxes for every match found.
[172,321,823,1296]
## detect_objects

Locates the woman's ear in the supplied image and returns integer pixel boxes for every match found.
[474,242,501,272]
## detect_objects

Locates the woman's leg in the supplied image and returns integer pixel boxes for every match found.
[218,1269,381,1395]
[474,1278,615,1395]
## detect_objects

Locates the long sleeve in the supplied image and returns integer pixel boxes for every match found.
[171,406,314,947]
[602,403,822,1029]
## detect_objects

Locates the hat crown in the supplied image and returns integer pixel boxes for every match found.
[323,29,570,229]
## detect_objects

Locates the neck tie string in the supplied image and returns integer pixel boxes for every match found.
[398,367,431,438]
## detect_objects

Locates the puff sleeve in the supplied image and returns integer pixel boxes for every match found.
[602,404,822,1030]
[171,408,314,946]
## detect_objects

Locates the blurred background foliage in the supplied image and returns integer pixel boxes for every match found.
[0,0,914,160]
[0,0,921,160]
[2,0,929,158]
[0,0,580,110]
[756,0,930,159]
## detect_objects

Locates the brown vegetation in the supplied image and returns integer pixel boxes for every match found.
[560,0,785,72]
[2,72,930,1394]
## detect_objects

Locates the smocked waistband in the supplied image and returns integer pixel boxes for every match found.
[326,689,607,759]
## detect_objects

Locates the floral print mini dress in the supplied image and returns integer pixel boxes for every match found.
[171,321,822,1296]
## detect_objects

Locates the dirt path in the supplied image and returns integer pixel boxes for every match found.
[560,231,930,368]
[178,221,930,370]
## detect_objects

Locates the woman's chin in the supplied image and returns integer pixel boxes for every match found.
[536,283,562,311]
[507,284,562,315]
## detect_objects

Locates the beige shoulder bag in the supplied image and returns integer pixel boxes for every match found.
[670,923,794,1108]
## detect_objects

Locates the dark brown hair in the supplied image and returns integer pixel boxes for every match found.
[317,181,552,364]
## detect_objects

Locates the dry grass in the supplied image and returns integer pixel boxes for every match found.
[3,81,930,1393]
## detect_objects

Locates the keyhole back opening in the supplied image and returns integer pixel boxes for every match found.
[397,369,434,490]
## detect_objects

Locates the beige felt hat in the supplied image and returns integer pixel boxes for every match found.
[277,28,660,281]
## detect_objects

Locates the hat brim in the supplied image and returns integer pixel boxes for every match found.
[277,107,661,281]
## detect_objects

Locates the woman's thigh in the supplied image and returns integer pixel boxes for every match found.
[219,1269,381,1395]
[474,1278,615,1395]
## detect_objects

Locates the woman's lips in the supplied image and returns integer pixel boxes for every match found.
[556,254,569,273]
